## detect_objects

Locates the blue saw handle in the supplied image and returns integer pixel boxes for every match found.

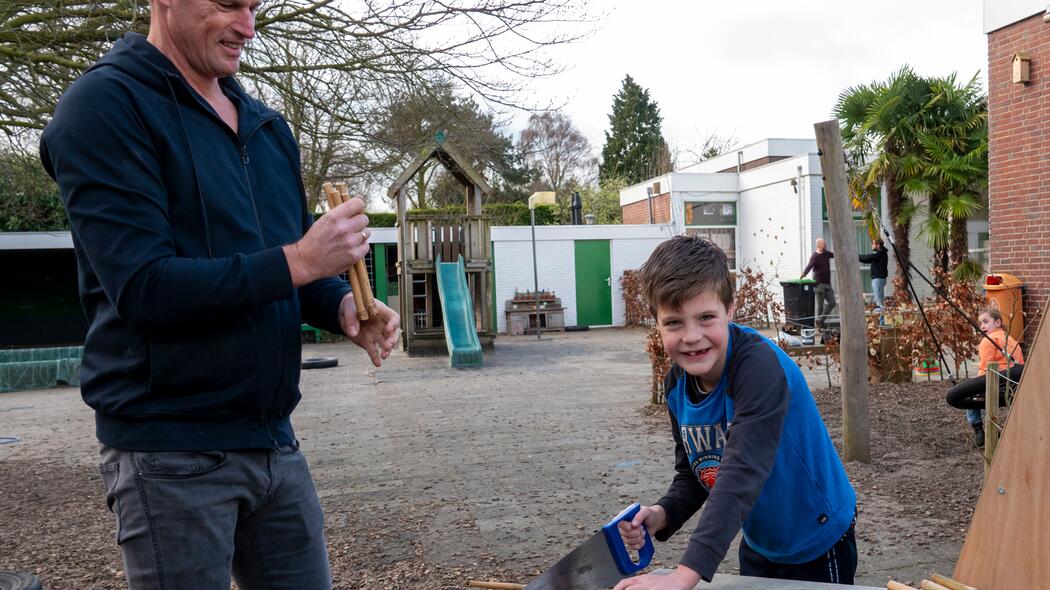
[601,502,655,575]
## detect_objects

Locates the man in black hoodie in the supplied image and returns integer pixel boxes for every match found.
[859,239,889,310]
[39,0,399,587]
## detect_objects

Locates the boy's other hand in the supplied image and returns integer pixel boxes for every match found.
[617,504,667,550]
[612,565,700,589]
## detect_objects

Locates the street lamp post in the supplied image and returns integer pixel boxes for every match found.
[528,192,556,340]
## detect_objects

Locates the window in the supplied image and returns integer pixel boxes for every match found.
[969,231,989,275]
[685,201,737,226]
[684,200,737,269]
[821,187,873,221]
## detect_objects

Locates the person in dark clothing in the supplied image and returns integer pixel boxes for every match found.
[613,235,857,590]
[858,239,889,309]
[801,238,836,327]
[38,0,399,587]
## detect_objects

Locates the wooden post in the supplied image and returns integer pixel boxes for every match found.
[814,120,871,463]
[396,188,410,352]
[984,362,1000,475]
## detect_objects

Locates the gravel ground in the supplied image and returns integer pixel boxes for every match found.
[0,328,985,589]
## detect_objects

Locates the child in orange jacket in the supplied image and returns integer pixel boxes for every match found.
[946,308,1025,447]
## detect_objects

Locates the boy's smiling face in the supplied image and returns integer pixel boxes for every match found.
[656,289,734,391]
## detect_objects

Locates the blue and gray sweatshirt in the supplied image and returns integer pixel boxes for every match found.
[39,33,350,452]
[654,324,856,581]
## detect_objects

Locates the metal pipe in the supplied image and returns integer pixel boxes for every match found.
[797,165,805,270]
[531,207,541,339]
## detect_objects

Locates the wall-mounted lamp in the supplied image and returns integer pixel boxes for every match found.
[790,178,799,194]
[1013,53,1031,84]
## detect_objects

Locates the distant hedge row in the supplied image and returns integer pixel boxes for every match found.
[317,203,558,227]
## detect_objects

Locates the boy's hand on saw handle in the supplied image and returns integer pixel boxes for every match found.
[284,197,370,288]
[618,504,667,550]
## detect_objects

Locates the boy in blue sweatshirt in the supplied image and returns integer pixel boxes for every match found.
[614,235,857,589]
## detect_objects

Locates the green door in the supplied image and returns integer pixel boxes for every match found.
[574,240,612,326]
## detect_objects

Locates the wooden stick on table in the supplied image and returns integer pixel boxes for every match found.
[321,182,373,321]
[929,573,977,590]
[887,582,921,590]
[919,580,951,590]
[466,581,525,590]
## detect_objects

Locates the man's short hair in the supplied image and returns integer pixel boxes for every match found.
[874,238,884,247]
[640,234,735,314]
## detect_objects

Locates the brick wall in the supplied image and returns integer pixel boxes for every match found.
[621,193,671,224]
[988,13,1050,342]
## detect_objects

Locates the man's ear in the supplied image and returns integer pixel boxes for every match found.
[726,302,735,320]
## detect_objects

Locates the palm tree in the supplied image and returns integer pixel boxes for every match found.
[836,66,932,296]
[906,73,988,282]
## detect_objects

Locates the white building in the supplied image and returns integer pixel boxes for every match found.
[618,137,979,299]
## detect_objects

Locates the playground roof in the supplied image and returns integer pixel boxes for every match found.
[386,143,492,199]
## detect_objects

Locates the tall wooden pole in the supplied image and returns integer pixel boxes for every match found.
[814,119,871,463]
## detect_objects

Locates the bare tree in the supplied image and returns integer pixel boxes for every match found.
[520,110,596,198]
[0,0,593,142]
[674,128,740,169]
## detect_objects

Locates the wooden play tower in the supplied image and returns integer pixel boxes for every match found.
[386,140,495,356]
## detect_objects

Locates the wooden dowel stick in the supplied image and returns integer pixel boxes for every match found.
[335,183,377,318]
[929,573,977,590]
[888,582,921,590]
[466,582,525,590]
[322,183,369,321]
[354,260,376,313]
[920,580,951,590]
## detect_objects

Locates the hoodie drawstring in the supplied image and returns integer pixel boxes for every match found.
[165,75,214,258]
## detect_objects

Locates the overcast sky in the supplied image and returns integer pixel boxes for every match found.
[517,0,987,160]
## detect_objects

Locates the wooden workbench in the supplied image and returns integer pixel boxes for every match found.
[651,570,884,589]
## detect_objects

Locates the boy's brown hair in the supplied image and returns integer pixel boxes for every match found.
[640,234,735,315]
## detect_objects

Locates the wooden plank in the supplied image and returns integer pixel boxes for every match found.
[954,298,1050,588]
[814,119,871,463]
[649,570,882,589]
[984,363,1000,476]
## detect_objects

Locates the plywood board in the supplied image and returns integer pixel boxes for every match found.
[650,570,882,589]
[953,299,1050,588]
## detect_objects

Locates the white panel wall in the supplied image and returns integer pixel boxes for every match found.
[493,236,577,333]
[737,180,805,281]
[0,231,74,250]
[610,237,672,326]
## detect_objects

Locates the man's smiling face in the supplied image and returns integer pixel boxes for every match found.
[164,0,260,81]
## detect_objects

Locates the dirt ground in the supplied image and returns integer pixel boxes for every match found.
[0,328,984,589]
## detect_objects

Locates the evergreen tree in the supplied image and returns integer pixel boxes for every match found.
[599,75,671,185]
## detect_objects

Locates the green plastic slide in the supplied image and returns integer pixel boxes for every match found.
[434,255,483,368]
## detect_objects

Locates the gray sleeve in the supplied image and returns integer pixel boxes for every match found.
[676,343,791,581]
[654,405,709,542]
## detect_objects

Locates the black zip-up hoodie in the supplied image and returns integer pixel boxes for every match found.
[40,33,349,451]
